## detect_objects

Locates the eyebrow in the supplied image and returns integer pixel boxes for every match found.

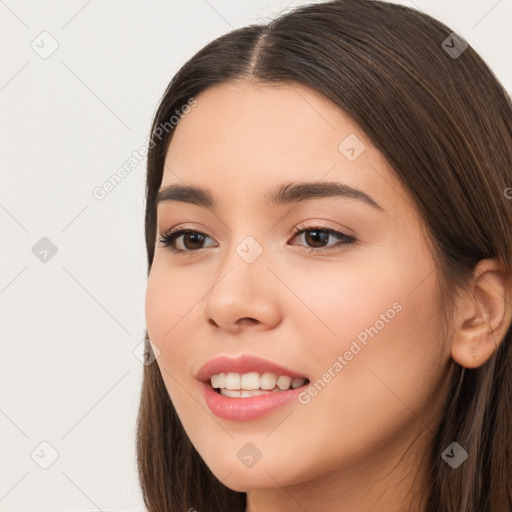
[156,181,383,211]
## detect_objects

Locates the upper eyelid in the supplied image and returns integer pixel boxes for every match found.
[158,220,353,236]
[158,224,351,239]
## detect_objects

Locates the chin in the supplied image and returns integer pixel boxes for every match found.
[215,469,290,493]
[203,451,308,493]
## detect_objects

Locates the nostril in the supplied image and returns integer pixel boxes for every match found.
[238,317,258,325]
[208,317,258,328]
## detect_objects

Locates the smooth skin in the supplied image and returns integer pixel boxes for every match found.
[145,81,510,512]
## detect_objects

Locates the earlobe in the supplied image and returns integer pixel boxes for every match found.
[450,259,511,369]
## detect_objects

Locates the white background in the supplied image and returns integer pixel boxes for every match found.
[0,1,510,511]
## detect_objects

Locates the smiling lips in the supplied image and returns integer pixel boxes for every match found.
[197,354,310,420]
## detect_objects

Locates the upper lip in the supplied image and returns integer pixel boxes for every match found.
[196,354,309,383]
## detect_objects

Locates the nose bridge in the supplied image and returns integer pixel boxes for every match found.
[201,227,282,329]
[212,230,269,299]
[217,207,272,271]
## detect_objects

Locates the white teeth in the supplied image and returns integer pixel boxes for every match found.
[209,371,307,392]
[291,377,305,389]
[220,388,279,397]
[210,372,225,389]
[277,375,292,390]
[225,372,241,390]
[241,372,260,390]
[260,372,277,390]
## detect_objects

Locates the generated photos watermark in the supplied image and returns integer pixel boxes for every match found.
[92,97,198,201]
[298,301,403,405]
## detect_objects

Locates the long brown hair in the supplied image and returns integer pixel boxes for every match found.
[136,1,512,510]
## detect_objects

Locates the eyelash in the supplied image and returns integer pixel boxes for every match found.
[157,224,356,256]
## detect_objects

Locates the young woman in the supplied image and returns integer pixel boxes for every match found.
[136,1,512,510]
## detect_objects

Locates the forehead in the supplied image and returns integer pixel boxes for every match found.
[161,81,408,214]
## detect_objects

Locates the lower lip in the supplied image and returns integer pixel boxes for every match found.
[200,381,308,421]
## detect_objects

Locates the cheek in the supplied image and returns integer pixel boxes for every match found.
[317,245,435,340]
[145,270,172,343]
[145,266,202,410]
[145,260,199,342]
[286,256,409,344]
[144,264,199,385]
[304,267,443,417]
[290,249,444,394]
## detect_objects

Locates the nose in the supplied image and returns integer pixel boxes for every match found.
[201,255,283,334]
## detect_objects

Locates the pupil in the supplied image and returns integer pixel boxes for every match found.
[306,230,328,248]
[184,232,204,249]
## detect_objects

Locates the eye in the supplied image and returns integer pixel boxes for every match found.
[156,224,357,255]
[289,224,356,253]
[157,227,217,254]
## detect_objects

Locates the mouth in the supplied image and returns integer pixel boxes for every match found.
[209,371,310,397]
[196,354,310,420]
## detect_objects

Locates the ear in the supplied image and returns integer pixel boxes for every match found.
[451,258,512,369]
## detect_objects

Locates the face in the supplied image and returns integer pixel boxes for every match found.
[145,81,453,503]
